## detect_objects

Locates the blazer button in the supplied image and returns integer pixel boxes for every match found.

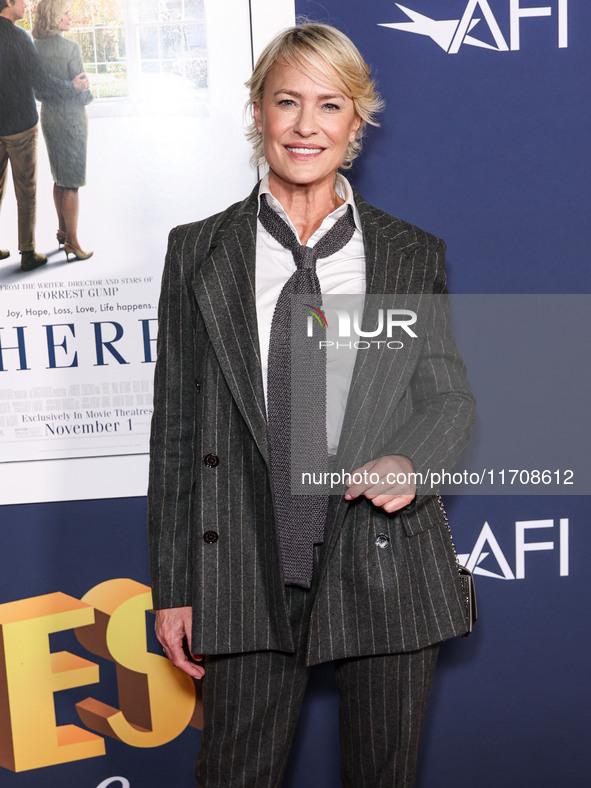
[203,531,218,544]
[203,453,219,467]
[375,533,390,549]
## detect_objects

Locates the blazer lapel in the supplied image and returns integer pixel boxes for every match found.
[334,191,422,471]
[192,186,270,465]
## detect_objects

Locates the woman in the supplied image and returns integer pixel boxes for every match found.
[149,23,475,787]
[33,0,92,260]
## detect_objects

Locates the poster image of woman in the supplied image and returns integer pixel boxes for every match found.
[33,0,93,261]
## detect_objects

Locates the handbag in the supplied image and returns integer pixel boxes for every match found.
[437,494,478,637]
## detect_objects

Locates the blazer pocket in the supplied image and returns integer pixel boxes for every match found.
[398,497,439,537]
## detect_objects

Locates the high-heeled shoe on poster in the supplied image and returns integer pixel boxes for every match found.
[64,242,93,261]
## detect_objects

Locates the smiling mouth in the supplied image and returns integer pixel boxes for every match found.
[285,146,324,155]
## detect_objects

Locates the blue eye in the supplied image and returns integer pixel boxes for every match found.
[278,99,295,107]
[323,103,340,111]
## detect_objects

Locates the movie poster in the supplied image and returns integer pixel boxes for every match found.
[0,0,291,504]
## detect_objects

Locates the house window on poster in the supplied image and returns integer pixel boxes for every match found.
[134,0,207,101]
[69,0,128,99]
[18,0,207,102]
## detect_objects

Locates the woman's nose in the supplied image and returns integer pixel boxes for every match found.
[293,106,317,137]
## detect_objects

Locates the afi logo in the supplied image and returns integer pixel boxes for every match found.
[458,518,569,579]
[380,0,569,53]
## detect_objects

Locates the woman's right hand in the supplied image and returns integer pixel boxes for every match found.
[155,605,205,679]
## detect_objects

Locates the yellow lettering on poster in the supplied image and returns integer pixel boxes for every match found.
[75,578,197,747]
[0,592,104,771]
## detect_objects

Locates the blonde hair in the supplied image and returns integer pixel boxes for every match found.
[33,0,70,39]
[245,22,384,170]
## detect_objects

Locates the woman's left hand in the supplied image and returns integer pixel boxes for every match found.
[344,454,416,513]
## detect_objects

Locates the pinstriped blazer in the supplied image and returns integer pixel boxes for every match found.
[148,182,476,665]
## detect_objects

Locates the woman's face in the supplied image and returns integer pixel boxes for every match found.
[59,8,72,31]
[253,60,360,195]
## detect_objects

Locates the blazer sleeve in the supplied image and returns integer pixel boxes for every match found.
[148,227,200,609]
[391,238,476,487]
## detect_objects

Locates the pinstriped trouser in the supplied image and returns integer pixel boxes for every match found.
[194,553,439,787]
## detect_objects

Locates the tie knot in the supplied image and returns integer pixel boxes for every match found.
[293,245,317,270]
[258,193,356,272]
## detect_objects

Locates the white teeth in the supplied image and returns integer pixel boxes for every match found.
[286,146,323,155]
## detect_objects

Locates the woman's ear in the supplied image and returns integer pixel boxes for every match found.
[253,102,262,132]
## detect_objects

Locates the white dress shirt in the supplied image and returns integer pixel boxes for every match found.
[256,173,366,454]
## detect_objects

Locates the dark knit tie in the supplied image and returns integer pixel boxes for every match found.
[259,193,355,588]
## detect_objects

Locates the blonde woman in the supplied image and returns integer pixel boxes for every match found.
[33,0,92,260]
[149,22,475,786]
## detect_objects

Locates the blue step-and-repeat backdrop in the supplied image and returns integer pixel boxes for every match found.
[0,1,589,786]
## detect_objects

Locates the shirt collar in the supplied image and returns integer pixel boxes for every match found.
[257,172,363,235]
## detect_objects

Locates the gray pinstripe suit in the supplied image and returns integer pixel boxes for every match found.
[148,183,475,785]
